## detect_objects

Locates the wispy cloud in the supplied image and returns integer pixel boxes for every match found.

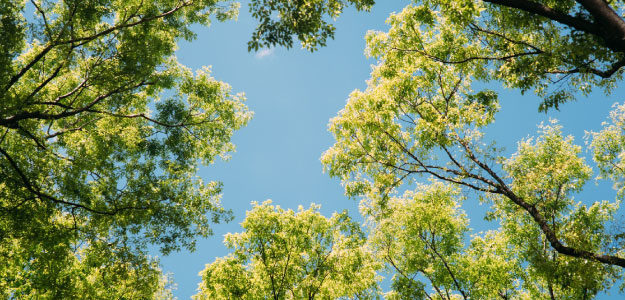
[255,48,275,59]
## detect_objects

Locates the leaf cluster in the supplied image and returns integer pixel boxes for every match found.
[195,201,380,300]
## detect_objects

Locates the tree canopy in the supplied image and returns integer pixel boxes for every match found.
[1,0,382,296]
[248,0,625,110]
[195,201,380,300]
[321,1,625,298]
[246,0,374,51]
[0,0,250,297]
[5,0,625,298]
[367,0,625,111]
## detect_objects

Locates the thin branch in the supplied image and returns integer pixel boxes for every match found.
[548,58,625,78]
[15,124,47,150]
[0,147,110,215]
[385,245,436,300]
[390,47,543,65]
[85,110,211,128]
[30,0,53,41]
[259,241,280,300]
[379,129,498,193]
[452,138,625,268]
[0,128,9,145]
[22,43,77,105]
[44,117,102,140]
[418,232,468,300]
[0,81,148,128]
[3,1,192,93]
[468,22,543,52]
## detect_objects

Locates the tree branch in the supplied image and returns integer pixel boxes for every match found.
[575,0,625,49]
[482,0,601,36]
[0,146,140,216]
[549,58,625,78]
[483,0,625,53]
[390,47,543,65]
[0,81,148,128]
[419,232,468,300]
[453,138,625,268]
[3,1,192,93]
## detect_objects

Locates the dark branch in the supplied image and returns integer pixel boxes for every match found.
[390,47,543,65]
[452,138,625,268]
[549,58,625,78]
[468,22,543,52]
[484,0,625,54]
[482,0,601,36]
[0,81,147,128]
[575,0,625,49]
[3,1,192,93]
[0,146,123,216]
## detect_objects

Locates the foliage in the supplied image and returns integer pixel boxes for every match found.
[374,0,625,111]
[6,0,625,297]
[195,201,380,300]
[249,0,625,110]
[322,1,625,298]
[1,238,175,299]
[0,0,250,297]
[247,0,374,51]
[590,103,625,198]
[370,182,526,299]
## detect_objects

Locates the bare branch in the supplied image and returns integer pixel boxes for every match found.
[30,0,53,40]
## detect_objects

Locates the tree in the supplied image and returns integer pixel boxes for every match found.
[250,0,625,110]
[369,182,526,299]
[377,0,625,111]
[321,1,625,298]
[0,0,250,297]
[195,201,380,300]
[6,0,625,297]
[0,0,380,296]
[2,242,176,299]
[246,0,375,51]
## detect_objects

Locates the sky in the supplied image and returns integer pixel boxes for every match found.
[159,2,625,299]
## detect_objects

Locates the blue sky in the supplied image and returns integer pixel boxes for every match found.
[161,2,625,299]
